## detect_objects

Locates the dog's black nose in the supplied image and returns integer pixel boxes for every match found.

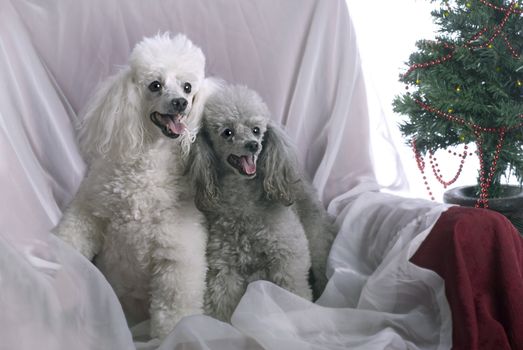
[245,141,259,153]
[172,98,188,112]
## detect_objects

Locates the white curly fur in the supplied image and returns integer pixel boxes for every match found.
[188,85,338,322]
[53,33,218,339]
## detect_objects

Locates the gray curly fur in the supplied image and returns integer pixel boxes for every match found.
[188,85,338,321]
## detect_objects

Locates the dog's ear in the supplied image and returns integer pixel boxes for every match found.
[187,129,220,210]
[258,122,298,206]
[187,77,223,127]
[78,67,143,163]
[180,77,223,157]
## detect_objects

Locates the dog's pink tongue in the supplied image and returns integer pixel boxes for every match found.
[167,118,186,135]
[240,156,256,175]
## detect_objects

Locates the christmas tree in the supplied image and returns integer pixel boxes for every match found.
[393,0,523,207]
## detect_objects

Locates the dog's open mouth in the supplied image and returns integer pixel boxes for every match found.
[227,154,257,176]
[150,112,186,139]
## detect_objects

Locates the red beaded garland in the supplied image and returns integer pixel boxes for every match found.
[412,99,519,204]
[429,145,469,188]
[415,99,523,132]
[502,32,520,58]
[474,129,506,208]
[465,1,518,52]
[412,139,436,201]
[479,0,522,14]
[403,1,520,80]
[412,139,473,201]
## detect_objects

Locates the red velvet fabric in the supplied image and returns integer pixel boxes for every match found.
[410,206,523,350]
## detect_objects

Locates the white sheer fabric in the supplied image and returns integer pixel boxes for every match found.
[1,0,452,349]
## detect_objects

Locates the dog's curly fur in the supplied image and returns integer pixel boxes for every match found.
[188,85,337,322]
[53,33,217,339]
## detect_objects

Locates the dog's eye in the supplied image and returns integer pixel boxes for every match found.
[252,127,260,135]
[222,128,234,138]
[148,81,162,92]
[184,82,192,94]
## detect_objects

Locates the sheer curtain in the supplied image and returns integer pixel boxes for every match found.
[346,0,481,202]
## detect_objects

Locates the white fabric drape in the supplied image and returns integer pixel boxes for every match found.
[1,0,452,349]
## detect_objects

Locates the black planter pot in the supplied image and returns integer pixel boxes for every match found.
[443,185,523,235]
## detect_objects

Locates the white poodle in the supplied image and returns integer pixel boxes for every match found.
[53,33,217,339]
[188,85,338,322]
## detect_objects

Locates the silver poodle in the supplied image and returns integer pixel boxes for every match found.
[188,84,338,322]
